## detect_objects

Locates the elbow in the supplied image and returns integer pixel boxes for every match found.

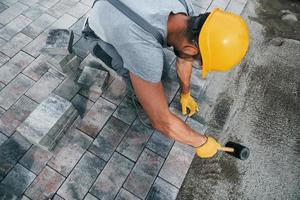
[151,112,172,135]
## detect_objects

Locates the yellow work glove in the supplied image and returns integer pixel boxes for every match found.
[180,92,199,117]
[196,136,221,158]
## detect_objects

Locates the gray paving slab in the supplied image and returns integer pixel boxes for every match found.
[25,72,62,103]
[226,0,247,15]
[44,29,74,55]
[113,95,137,125]
[117,119,153,162]
[102,77,128,105]
[146,177,179,200]
[115,189,141,200]
[0,164,36,197]
[0,33,32,58]
[48,13,78,30]
[48,128,93,176]
[0,74,34,110]
[207,0,230,11]
[124,148,164,199]
[0,2,8,13]
[0,132,7,146]
[0,2,28,25]
[22,4,47,20]
[0,51,34,84]
[90,152,134,200]
[22,32,48,58]
[19,145,53,174]
[57,151,106,200]
[0,52,9,67]
[25,166,65,200]
[0,15,32,41]
[19,0,39,7]
[0,95,38,137]
[89,116,129,161]
[54,78,81,100]
[146,131,174,158]
[84,193,100,200]
[71,93,94,117]
[68,2,90,19]
[77,97,116,138]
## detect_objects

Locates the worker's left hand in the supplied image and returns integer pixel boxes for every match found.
[180,92,199,117]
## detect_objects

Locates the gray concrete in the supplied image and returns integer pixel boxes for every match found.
[177,0,300,199]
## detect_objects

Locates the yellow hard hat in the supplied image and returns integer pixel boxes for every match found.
[199,8,249,79]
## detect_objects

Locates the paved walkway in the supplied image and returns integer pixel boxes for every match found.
[0,0,246,199]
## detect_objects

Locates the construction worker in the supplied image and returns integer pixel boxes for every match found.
[84,0,249,158]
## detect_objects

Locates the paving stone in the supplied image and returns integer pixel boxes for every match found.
[19,0,39,6]
[84,193,99,200]
[146,177,178,200]
[71,94,94,117]
[192,3,207,14]
[80,0,94,7]
[22,32,47,58]
[0,82,4,90]
[55,55,81,79]
[22,54,54,81]
[22,4,47,20]
[25,72,62,103]
[48,14,78,30]
[45,53,76,73]
[48,128,93,176]
[17,94,78,150]
[78,97,116,138]
[115,189,141,200]
[89,116,130,161]
[159,142,195,188]
[46,1,73,19]
[25,166,65,200]
[102,77,128,105]
[124,149,164,199]
[52,194,65,200]
[0,51,35,84]
[38,0,60,9]
[162,69,180,103]
[186,117,208,134]
[0,134,31,180]
[0,164,36,197]
[19,195,31,200]
[0,15,32,41]
[0,74,34,110]
[169,92,188,121]
[22,14,56,39]
[58,152,106,200]
[0,33,32,58]
[70,16,87,35]
[0,95,38,137]
[190,68,206,99]
[44,29,74,55]
[113,95,136,125]
[146,131,174,158]
[0,132,7,146]
[207,0,230,11]
[54,78,81,100]
[90,152,134,200]
[0,52,9,66]
[68,2,89,19]
[192,0,212,10]
[19,145,53,174]
[0,107,4,117]
[73,37,97,59]
[226,0,247,15]
[0,2,8,13]
[117,119,153,161]
[0,2,28,25]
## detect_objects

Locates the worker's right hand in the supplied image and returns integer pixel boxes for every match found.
[196,136,222,158]
[180,92,199,117]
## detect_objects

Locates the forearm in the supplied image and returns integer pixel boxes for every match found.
[154,112,207,147]
[176,58,193,94]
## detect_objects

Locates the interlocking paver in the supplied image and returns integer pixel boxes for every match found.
[0,2,8,13]
[192,0,212,11]
[0,74,34,110]
[22,14,56,39]
[0,132,31,178]
[113,95,136,125]
[162,69,180,103]
[70,15,86,35]
[115,189,141,200]
[19,145,53,174]
[46,1,73,19]
[89,116,129,161]
[117,119,153,161]
[78,97,116,138]
[73,37,97,59]
[0,132,7,146]
[68,2,90,19]
[0,33,32,58]
[102,77,128,105]
[22,4,47,20]
[159,142,195,188]
[38,0,60,9]
[90,152,134,200]
[48,13,78,30]
[207,0,230,11]
[146,131,174,158]
[52,194,65,200]
[0,51,35,84]
[71,94,94,117]
[124,148,164,199]
[0,95,38,136]
[44,29,74,55]
[25,166,65,200]
[226,0,247,15]
[0,164,36,196]
[0,2,28,25]
[48,128,93,176]
[80,0,94,7]
[57,151,106,200]
[22,32,47,58]
[84,193,99,200]
[54,78,81,100]
[19,0,39,6]
[0,15,32,41]
[25,72,62,103]
[0,52,9,66]
[146,177,178,200]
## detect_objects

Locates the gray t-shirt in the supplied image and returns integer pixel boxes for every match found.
[89,0,194,83]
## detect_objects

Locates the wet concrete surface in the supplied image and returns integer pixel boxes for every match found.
[177,0,300,199]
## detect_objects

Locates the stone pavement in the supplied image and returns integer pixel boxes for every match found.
[0,0,247,199]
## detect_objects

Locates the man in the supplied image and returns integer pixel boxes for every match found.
[85,0,249,158]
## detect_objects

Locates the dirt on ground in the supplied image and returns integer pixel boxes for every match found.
[177,0,300,199]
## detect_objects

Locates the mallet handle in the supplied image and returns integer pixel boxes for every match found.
[218,147,234,152]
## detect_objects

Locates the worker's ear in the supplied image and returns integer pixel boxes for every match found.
[183,45,198,56]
